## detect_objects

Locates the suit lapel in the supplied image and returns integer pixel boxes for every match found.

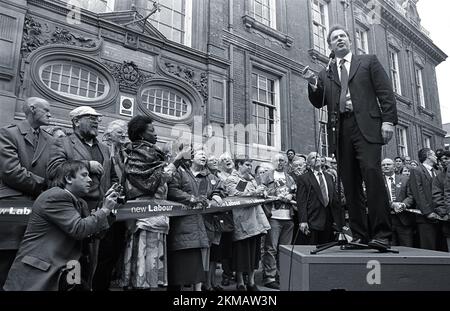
[348,55,361,83]
[324,173,333,204]
[328,62,341,87]
[71,135,91,160]
[420,165,432,182]
[32,132,47,165]
[308,170,325,206]
[18,121,35,147]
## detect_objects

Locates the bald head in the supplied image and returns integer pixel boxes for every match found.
[23,97,51,128]
[381,158,395,176]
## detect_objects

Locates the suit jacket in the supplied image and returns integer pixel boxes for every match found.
[0,121,54,249]
[432,170,450,217]
[308,54,398,152]
[383,174,415,226]
[296,170,344,231]
[47,134,116,202]
[408,164,437,224]
[0,121,53,199]
[3,187,111,291]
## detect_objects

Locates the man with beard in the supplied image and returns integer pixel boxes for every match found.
[0,97,53,287]
[47,106,117,290]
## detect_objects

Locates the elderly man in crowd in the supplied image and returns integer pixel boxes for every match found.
[381,158,415,247]
[47,106,117,290]
[0,97,53,287]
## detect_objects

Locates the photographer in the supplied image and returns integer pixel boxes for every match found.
[3,161,118,291]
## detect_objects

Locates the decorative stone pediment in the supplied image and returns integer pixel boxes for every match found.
[387,32,403,50]
[21,15,98,56]
[164,62,208,104]
[98,10,166,42]
[414,52,426,67]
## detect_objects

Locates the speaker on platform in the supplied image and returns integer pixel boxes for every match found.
[119,95,134,117]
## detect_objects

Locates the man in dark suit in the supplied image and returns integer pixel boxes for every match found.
[47,106,118,290]
[296,152,344,245]
[409,148,444,251]
[0,97,53,287]
[3,161,118,291]
[432,150,450,252]
[304,25,398,250]
[381,158,415,247]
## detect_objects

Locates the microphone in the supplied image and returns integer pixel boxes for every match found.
[326,51,335,72]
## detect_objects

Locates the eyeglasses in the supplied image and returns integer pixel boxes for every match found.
[80,115,102,122]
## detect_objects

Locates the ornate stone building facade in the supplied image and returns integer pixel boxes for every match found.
[0,0,446,161]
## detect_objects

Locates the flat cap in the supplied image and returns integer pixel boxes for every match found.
[69,106,102,119]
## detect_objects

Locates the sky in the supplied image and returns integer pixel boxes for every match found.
[416,0,450,124]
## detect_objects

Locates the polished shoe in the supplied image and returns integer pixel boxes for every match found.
[246,284,259,291]
[368,238,390,252]
[341,238,368,250]
[264,281,280,290]
[236,284,246,291]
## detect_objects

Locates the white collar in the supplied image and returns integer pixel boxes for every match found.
[423,163,433,171]
[336,52,352,65]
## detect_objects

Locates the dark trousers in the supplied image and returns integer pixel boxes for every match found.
[0,250,17,289]
[417,218,442,251]
[219,232,233,280]
[391,215,414,247]
[338,114,392,242]
[92,222,126,290]
[302,229,334,245]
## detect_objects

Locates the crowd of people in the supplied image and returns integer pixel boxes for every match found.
[0,97,449,292]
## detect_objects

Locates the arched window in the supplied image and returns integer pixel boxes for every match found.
[39,61,110,101]
[141,87,192,120]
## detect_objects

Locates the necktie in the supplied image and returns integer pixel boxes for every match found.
[318,172,329,206]
[339,59,349,113]
[389,176,396,202]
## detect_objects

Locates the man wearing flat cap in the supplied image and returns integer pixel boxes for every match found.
[47,106,118,290]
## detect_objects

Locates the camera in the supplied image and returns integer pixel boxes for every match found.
[111,183,126,204]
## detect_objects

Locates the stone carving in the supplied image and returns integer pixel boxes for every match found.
[164,62,208,103]
[106,61,152,93]
[48,27,96,48]
[124,32,139,50]
[21,15,97,56]
[21,15,43,54]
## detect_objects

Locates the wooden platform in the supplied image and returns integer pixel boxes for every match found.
[279,245,450,291]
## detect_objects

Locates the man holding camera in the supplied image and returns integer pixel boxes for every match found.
[3,161,119,291]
